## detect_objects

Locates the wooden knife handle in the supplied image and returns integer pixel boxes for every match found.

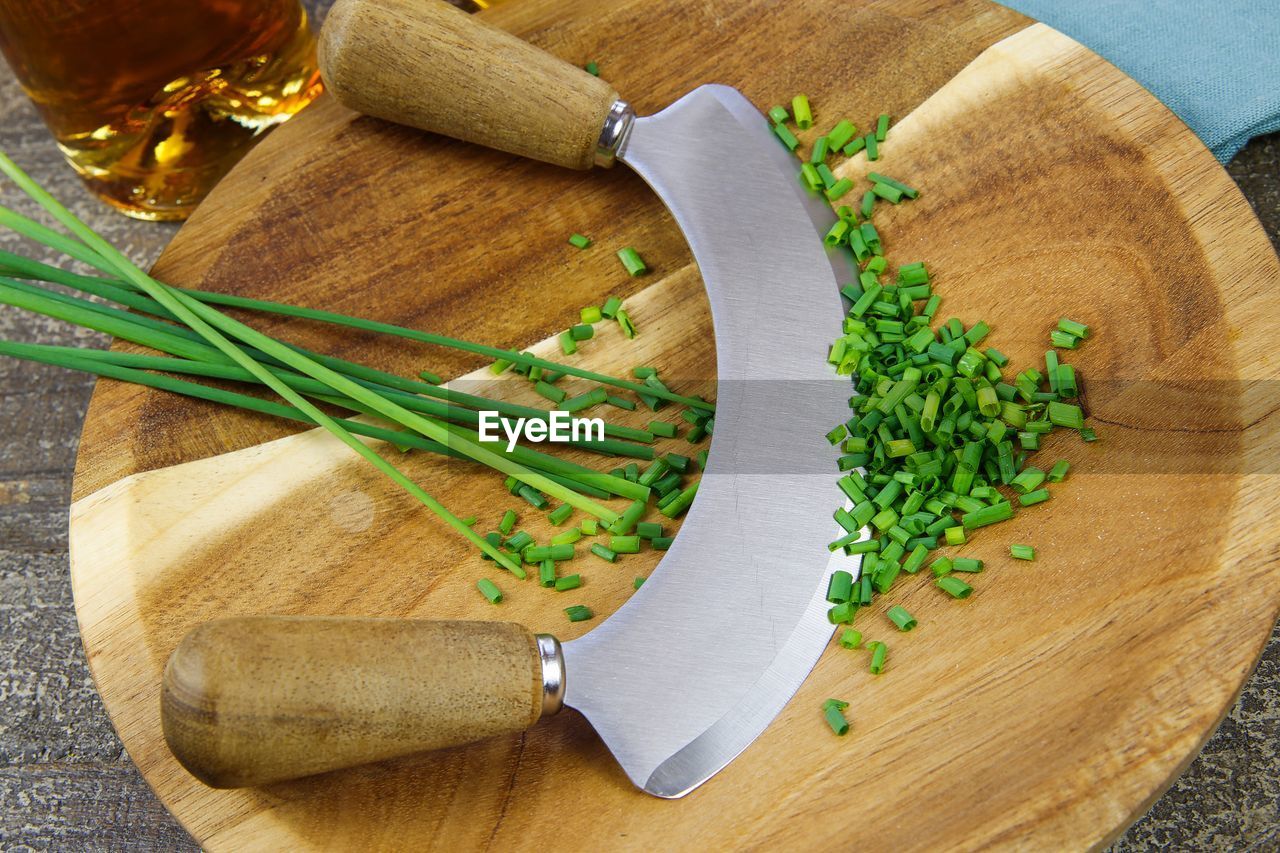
[160,616,559,788]
[318,0,623,169]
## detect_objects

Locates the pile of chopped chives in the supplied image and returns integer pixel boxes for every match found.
[783,98,1096,733]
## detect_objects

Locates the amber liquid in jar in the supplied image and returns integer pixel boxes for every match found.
[0,0,323,220]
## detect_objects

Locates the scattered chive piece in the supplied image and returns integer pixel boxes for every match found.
[866,172,918,199]
[498,510,517,535]
[825,178,854,201]
[791,94,813,129]
[564,604,592,622]
[616,308,637,339]
[601,295,623,319]
[539,559,556,588]
[535,380,567,403]
[570,324,594,341]
[871,182,903,203]
[1080,427,1098,442]
[568,233,592,249]
[825,119,857,150]
[617,248,647,277]
[652,535,674,550]
[944,526,966,546]
[951,557,983,573]
[610,535,641,554]
[961,501,1013,529]
[827,570,855,603]
[875,113,890,141]
[590,543,617,563]
[548,503,574,526]
[1050,330,1079,349]
[930,556,954,577]
[768,104,790,124]
[1048,401,1085,429]
[551,527,581,545]
[810,136,829,164]
[579,306,602,325]
[824,703,850,735]
[773,122,800,151]
[828,601,857,624]
[1011,544,1036,561]
[418,369,443,384]
[636,521,663,539]
[605,394,636,411]
[584,61,599,76]
[559,331,577,355]
[581,519,598,535]
[476,578,502,604]
[864,132,879,161]
[633,576,646,590]
[868,641,888,674]
[554,574,582,591]
[886,605,916,631]
[1048,459,1070,482]
[1019,488,1051,506]
[842,136,865,156]
[490,358,512,375]
[1058,317,1089,339]
[860,190,876,219]
[839,628,862,649]
[936,576,973,599]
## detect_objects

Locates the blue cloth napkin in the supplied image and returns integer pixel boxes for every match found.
[997,1,1280,161]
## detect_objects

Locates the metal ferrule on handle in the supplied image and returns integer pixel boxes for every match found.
[537,633,566,714]
[594,100,635,167]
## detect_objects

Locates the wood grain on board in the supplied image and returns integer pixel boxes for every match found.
[69,0,1280,849]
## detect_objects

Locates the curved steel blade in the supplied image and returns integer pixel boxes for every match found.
[562,85,862,797]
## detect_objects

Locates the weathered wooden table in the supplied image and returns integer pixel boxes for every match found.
[0,1,1276,848]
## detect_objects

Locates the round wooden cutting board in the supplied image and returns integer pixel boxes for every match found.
[69,0,1280,849]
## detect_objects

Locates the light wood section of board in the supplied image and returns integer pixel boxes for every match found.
[69,2,1280,850]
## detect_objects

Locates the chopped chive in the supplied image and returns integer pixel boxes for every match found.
[539,559,556,588]
[536,380,567,403]
[504,530,534,551]
[648,420,677,438]
[584,61,599,75]
[864,132,879,161]
[476,578,502,604]
[1080,427,1098,442]
[590,543,617,563]
[1050,330,1079,349]
[1010,467,1046,494]
[568,233,592,249]
[773,122,800,151]
[839,629,862,649]
[825,178,854,201]
[866,172,917,199]
[768,104,789,124]
[824,702,850,736]
[659,482,699,518]
[1058,317,1089,339]
[825,119,857,150]
[860,190,876,219]
[828,601,857,624]
[605,395,636,411]
[875,113,890,141]
[827,570,855,603]
[636,521,663,539]
[498,510,517,535]
[617,248,647,277]
[616,308,637,339]
[652,535,674,550]
[554,574,582,591]
[810,136,829,164]
[559,331,577,355]
[951,557,983,573]
[868,641,887,674]
[886,605,916,631]
[930,556,954,577]
[871,182,903,204]
[1019,488,1051,506]
[551,527,581,545]
[610,535,641,554]
[548,503,574,526]
[1048,459,1070,482]
[800,163,824,193]
[490,358,513,374]
[564,604,593,622]
[962,501,1013,529]
[601,295,622,319]
[569,324,594,342]
[936,576,973,599]
[1010,544,1036,561]
[1048,401,1085,429]
[791,94,813,129]
[418,369,443,384]
[842,136,865,156]
[580,519,598,536]
[944,526,966,546]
